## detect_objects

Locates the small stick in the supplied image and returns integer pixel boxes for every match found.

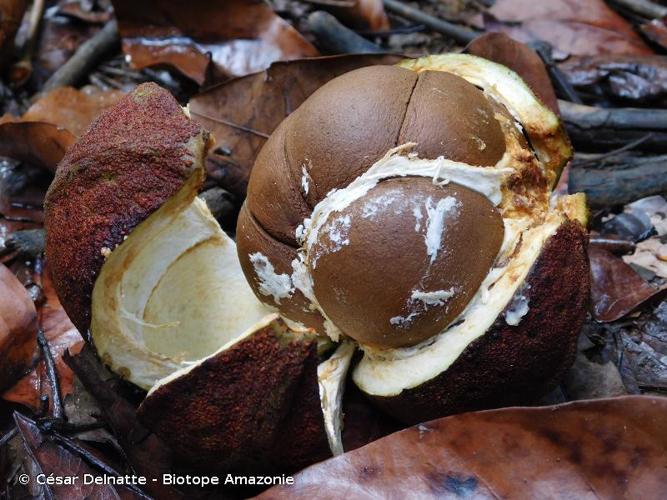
[36,329,65,422]
[609,0,667,19]
[589,237,636,255]
[308,11,384,53]
[43,19,120,92]
[574,133,654,166]
[559,100,667,130]
[570,155,667,207]
[0,427,17,448]
[383,0,477,44]
[9,0,45,86]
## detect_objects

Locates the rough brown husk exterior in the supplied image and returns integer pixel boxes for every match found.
[368,221,589,424]
[136,322,330,474]
[44,83,209,334]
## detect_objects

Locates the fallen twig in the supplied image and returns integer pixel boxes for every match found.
[609,0,667,19]
[589,237,637,255]
[308,11,383,53]
[383,0,477,44]
[574,133,655,166]
[9,0,45,86]
[36,328,65,422]
[570,154,667,207]
[559,100,667,152]
[43,19,120,92]
[0,427,17,449]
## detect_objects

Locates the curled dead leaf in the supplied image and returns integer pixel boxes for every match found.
[22,86,126,137]
[0,263,36,393]
[111,0,319,85]
[589,246,666,322]
[189,54,402,196]
[0,121,75,172]
[487,0,653,58]
[261,396,667,499]
[3,266,83,412]
[0,86,123,171]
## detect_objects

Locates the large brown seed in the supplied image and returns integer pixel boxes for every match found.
[398,70,506,166]
[309,177,505,348]
[284,65,418,207]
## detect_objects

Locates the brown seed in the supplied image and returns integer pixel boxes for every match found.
[309,177,505,348]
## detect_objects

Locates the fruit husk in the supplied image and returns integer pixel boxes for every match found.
[367,220,589,424]
[136,316,330,474]
[44,82,210,334]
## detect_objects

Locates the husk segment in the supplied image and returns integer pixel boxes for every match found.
[137,315,332,473]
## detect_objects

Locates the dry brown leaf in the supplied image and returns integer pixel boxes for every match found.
[189,53,403,196]
[589,246,666,322]
[111,0,319,85]
[487,0,653,58]
[0,86,123,171]
[22,86,126,137]
[0,121,75,172]
[0,263,37,393]
[3,266,83,412]
[465,32,559,114]
[261,396,667,499]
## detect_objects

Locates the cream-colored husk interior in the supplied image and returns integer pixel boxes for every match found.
[91,178,270,391]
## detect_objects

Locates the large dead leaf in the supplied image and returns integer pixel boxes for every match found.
[12,413,144,499]
[0,86,123,171]
[0,264,36,393]
[3,266,83,412]
[589,245,666,322]
[487,0,653,58]
[22,86,126,137]
[261,396,667,499]
[111,0,319,85]
[0,121,75,172]
[189,53,402,196]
